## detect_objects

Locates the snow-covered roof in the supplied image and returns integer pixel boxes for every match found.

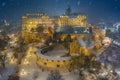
[37,49,72,61]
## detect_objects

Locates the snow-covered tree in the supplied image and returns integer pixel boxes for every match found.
[8,74,19,80]
[0,54,7,68]
[47,70,64,80]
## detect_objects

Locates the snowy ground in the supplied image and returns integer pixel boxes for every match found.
[0,41,116,80]
[45,50,69,57]
[0,49,18,80]
[18,45,79,80]
[99,45,120,77]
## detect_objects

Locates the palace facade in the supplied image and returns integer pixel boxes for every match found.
[22,13,87,43]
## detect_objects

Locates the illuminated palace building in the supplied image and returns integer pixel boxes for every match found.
[22,13,86,30]
[21,8,106,72]
[22,13,87,42]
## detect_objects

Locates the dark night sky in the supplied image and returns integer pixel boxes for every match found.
[0,0,120,25]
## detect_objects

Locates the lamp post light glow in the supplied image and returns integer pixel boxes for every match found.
[23,59,29,65]
[10,58,16,64]
[23,61,29,65]
[27,54,31,57]
[19,69,28,76]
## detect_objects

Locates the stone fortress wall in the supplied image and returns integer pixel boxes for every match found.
[36,46,78,72]
[36,35,103,72]
[22,13,87,43]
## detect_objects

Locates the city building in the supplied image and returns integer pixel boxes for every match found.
[36,26,104,72]
[58,15,86,27]
[21,10,107,73]
[22,13,87,43]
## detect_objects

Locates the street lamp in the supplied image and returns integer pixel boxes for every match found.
[19,69,28,76]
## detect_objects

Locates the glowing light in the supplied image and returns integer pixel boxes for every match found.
[26,54,31,57]
[10,59,16,64]
[19,69,28,76]
[23,59,29,65]
[102,37,112,46]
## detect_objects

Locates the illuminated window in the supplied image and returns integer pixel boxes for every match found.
[57,65,60,67]
[44,62,47,65]
[63,60,65,62]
